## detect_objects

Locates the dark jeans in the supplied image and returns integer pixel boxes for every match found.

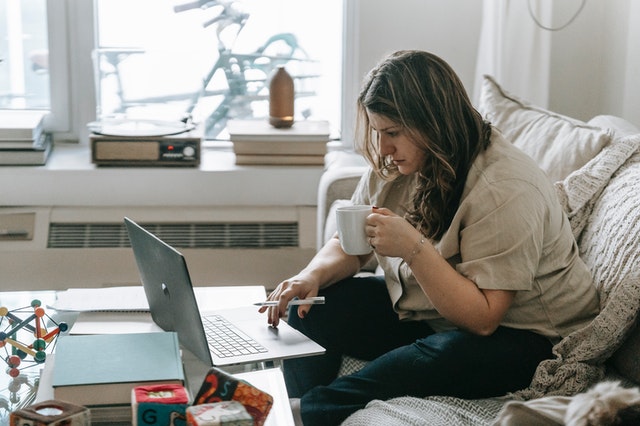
[283,276,553,426]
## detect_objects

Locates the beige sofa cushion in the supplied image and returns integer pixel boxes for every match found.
[478,75,613,183]
[325,199,352,243]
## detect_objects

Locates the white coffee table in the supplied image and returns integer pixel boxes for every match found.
[236,368,294,426]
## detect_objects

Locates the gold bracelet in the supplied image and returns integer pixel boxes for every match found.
[406,237,425,266]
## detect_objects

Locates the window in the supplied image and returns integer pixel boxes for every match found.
[1,0,343,142]
[0,0,49,110]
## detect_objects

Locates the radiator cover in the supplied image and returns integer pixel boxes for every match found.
[47,222,299,249]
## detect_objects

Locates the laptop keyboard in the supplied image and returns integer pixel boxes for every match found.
[202,314,268,359]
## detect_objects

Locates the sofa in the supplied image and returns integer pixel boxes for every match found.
[316,75,640,425]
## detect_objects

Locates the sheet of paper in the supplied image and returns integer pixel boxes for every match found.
[51,285,267,312]
[69,311,162,335]
[51,286,149,312]
[54,285,267,335]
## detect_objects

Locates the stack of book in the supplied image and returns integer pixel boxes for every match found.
[228,119,331,166]
[43,331,185,423]
[0,110,52,165]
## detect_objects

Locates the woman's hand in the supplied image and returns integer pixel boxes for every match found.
[366,207,419,259]
[258,275,319,327]
[259,225,374,328]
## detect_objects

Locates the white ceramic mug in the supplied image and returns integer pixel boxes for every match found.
[336,205,373,255]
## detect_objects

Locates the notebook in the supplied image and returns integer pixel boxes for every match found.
[124,217,325,367]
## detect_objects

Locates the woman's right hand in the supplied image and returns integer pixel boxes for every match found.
[258,275,320,327]
[259,235,364,327]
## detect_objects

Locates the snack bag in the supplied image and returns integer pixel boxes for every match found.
[194,367,273,426]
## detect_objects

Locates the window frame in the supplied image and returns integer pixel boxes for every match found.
[45,0,94,141]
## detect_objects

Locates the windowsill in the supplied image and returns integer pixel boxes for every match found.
[0,142,327,207]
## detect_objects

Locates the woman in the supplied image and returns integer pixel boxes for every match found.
[259,50,599,425]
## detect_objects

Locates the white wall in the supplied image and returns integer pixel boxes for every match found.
[342,0,483,143]
[548,0,639,126]
[622,0,640,126]
[344,0,639,137]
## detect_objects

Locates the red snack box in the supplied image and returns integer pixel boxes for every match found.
[132,383,190,426]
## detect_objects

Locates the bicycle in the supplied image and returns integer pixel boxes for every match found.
[95,0,319,139]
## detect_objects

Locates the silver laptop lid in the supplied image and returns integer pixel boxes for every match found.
[124,217,213,365]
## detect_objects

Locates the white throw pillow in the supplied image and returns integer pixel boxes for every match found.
[478,75,613,183]
[588,115,640,139]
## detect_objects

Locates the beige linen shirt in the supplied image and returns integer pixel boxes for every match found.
[351,131,599,342]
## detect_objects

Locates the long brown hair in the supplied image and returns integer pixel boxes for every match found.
[356,50,492,240]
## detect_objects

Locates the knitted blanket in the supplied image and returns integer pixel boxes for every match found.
[514,134,640,399]
[513,270,640,400]
[343,396,505,426]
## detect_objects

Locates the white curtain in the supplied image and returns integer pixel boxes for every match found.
[473,0,552,107]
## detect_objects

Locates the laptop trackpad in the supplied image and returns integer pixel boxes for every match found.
[209,306,325,348]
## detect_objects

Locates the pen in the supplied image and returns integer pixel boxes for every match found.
[254,296,325,307]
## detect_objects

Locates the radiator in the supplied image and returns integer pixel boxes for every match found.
[0,206,316,291]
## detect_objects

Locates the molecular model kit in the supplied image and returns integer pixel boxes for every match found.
[0,299,68,410]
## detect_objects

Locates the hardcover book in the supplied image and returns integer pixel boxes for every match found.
[51,332,184,407]
[227,119,331,142]
[0,110,46,141]
[232,139,329,156]
[234,153,325,166]
[228,119,330,157]
[0,132,52,166]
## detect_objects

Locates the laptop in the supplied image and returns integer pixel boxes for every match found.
[124,217,325,367]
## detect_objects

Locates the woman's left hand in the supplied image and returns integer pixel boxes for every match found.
[366,207,421,258]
